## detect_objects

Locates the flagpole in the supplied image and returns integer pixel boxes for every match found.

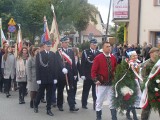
[0,18,2,47]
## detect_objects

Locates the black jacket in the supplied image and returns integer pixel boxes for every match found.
[56,48,76,81]
[36,50,57,84]
[81,49,100,79]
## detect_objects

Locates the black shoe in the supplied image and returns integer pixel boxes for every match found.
[22,99,25,104]
[52,103,57,107]
[70,107,79,112]
[82,106,88,109]
[41,99,46,103]
[19,99,24,104]
[34,108,38,113]
[58,107,64,111]
[47,110,54,116]
[6,93,10,98]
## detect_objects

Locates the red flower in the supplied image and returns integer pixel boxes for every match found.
[155,92,160,97]
[151,99,156,102]
[123,93,131,101]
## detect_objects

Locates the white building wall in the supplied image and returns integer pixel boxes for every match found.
[140,0,160,46]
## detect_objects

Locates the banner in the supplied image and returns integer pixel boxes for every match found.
[50,4,60,52]
[113,0,129,20]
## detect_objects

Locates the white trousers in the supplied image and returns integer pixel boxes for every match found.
[96,85,114,111]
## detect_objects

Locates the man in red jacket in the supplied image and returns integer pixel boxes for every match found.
[91,41,117,120]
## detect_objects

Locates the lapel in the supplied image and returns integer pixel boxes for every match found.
[42,50,49,63]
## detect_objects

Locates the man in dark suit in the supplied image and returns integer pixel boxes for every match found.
[81,39,100,110]
[56,36,79,112]
[34,41,57,116]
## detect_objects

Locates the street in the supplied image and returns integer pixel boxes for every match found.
[0,81,159,120]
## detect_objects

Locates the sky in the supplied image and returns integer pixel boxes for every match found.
[88,0,113,24]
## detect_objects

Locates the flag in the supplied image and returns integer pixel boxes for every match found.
[17,24,23,53]
[41,16,50,43]
[1,29,7,47]
[50,4,60,52]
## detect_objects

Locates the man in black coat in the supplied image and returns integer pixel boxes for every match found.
[56,36,79,112]
[34,41,57,116]
[81,39,100,110]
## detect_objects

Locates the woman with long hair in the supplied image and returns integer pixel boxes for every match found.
[26,47,39,108]
[16,47,29,104]
[1,46,16,97]
[72,47,81,105]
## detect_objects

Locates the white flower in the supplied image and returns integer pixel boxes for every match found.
[121,86,134,96]
[156,79,160,84]
[155,87,159,92]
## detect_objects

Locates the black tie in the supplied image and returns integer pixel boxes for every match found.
[65,50,68,54]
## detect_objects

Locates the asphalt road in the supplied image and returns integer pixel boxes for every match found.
[0,82,159,120]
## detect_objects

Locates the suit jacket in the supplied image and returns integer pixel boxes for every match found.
[56,48,76,81]
[36,50,57,84]
[81,48,100,79]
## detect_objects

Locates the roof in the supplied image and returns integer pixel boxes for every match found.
[81,23,103,36]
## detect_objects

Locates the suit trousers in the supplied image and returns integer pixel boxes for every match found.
[96,85,113,111]
[73,78,78,103]
[57,79,75,109]
[35,84,53,110]
[4,77,11,94]
[81,78,96,106]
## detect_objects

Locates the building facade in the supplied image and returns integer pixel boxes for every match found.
[139,0,160,47]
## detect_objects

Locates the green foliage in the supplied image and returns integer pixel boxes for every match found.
[0,0,98,43]
[148,74,160,111]
[112,60,137,111]
[141,60,160,111]
[77,41,90,51]
[117,24,124,44]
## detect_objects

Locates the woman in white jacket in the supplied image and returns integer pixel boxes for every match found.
[1,46,16,98]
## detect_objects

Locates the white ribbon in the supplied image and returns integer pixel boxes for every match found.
[140,59,160,108]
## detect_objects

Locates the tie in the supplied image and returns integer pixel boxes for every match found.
[106,57,112,81]
[65,49,68,54]
[93,50,95,55]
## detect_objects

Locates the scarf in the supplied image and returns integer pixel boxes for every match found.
[17,58,26,78]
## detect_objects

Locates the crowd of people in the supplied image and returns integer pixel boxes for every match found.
[0,38,160,120]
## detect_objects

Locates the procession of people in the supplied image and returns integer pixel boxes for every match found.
[0,37,160,120]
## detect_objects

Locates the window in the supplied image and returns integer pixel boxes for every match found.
[153,0,160,6]
[158,0,160,5]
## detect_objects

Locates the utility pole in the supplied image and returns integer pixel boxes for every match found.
[106,0,112,41]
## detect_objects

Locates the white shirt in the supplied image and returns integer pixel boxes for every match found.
[103,52,111,57]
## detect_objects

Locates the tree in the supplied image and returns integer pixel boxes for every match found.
[117,24,124,44]
[0,0,98,44]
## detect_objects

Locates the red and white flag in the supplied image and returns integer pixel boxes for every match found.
[1,29,8,46]
[50,4,60,52]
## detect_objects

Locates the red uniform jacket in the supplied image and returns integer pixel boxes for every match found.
[91,53,117,84]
